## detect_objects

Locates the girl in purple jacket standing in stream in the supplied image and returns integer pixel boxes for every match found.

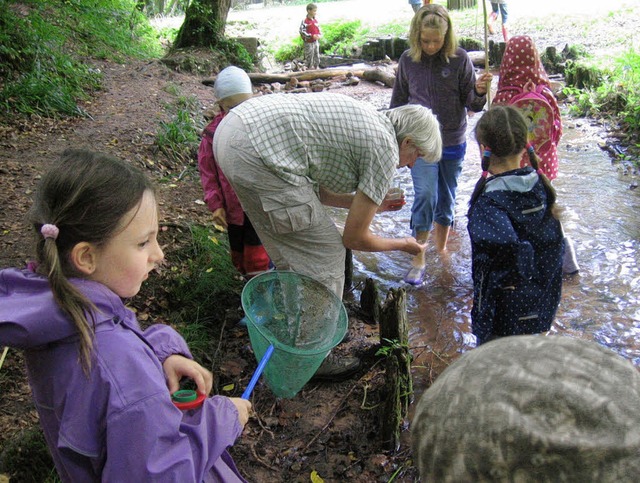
[390,4,493,285]
[0,149,251,482]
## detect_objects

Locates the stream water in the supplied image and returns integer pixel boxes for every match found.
[335,92,640,399]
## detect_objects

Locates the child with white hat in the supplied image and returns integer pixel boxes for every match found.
[198,66,271,281]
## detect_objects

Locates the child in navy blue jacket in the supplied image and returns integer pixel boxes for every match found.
[467,105,563,345]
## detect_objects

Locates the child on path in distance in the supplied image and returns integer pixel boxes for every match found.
[467,106,563,345]
[198,65,271,280]
[494,35,579,273]
[390,4,493,285]
[0,149,252,481]
[410,0,433,11]
[487,0,509,41]
[299,3,322,69]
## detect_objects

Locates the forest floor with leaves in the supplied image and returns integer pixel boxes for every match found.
[0,52,422,483]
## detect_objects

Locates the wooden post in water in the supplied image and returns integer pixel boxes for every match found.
[379,287,412,451]
[344,248,353,294]
[360,277,380,325]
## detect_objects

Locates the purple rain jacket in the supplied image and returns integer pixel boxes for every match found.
[0,267,247,482]
[389,47,487,148]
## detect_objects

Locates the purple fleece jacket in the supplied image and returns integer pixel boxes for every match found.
[389,47,487,147]
[0,267,247,482]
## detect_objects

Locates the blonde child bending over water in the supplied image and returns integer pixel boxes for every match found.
[0,149,251,481]
[467,106,563,346]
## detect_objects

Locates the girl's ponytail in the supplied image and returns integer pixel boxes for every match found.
[38,224,96,374]
[468,148,492,210]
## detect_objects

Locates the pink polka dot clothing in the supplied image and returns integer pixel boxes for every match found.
[493,36,562,180]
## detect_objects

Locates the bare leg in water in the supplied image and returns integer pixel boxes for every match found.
[405,222,451,284]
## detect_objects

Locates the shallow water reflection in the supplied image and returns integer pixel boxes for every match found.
[337,107,640,396]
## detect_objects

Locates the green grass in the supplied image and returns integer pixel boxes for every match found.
[164,225,244,362]
[0,0,162,120]
[155,88,202,164]
[170,225,244,307]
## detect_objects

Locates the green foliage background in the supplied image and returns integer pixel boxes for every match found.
[0,0,162,119]
[1,0,638,144]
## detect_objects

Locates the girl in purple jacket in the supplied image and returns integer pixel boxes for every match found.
[0,149,251,482]
[390,4,493,285]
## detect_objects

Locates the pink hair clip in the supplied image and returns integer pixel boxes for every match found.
[481,171,490,178]
[537,169,544,175]
[41,224,59,241]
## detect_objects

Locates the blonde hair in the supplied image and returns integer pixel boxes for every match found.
[409,4,457,63]
[385,104,442,162]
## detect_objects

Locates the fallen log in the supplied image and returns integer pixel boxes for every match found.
[468,50,486,67]
[202,67,367,86]
[362,67,395,88]
[202,65,400,87]
[202,52,487,88]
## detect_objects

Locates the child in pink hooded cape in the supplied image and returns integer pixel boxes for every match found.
[494,36,579,274]
[493,35,562,181]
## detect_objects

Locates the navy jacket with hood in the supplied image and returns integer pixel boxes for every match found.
[467,167,563,345]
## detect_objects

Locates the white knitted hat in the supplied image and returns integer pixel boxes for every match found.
[213,66,252,100]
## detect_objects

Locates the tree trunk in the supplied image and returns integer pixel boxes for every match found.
[447,0,476,9]
[172,0,232,49]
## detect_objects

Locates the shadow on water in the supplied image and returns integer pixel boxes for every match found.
[337,97,640,404]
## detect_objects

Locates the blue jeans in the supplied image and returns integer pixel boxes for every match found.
[410,143,466,235]
[491,2,508,24]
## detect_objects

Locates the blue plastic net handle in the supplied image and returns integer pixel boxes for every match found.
[242,344,275,400]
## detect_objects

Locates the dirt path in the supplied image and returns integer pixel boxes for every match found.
[0,59,217,268]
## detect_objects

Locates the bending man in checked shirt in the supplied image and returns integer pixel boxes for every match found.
[214,92,441,298]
